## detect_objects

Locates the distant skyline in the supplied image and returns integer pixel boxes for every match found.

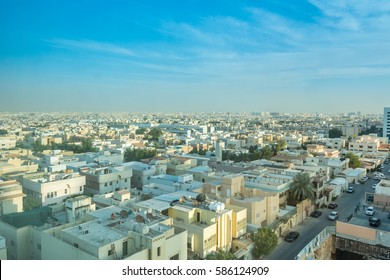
[1,0,390,113]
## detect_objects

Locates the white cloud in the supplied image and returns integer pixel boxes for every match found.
[47,38,137,57]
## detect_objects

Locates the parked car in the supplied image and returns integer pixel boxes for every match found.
[310,210,322,218]
[365,206,375,216]
[369,217,381,227]
[359,177,368,183]
[328,211,339,221]
[346,186,354,193]
[284,231,299,242]
[328,202,338,209]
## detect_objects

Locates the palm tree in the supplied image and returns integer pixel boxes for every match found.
[289,172,316,202]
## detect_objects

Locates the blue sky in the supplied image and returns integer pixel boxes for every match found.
[1,0,390,113]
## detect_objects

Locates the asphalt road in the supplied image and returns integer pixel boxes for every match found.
[265,160,390,260]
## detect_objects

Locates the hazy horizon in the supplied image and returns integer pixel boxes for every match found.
[1,1,390,113]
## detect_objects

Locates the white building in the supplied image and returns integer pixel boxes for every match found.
[0,180,25,215]
[41,206,187,260]
[65,195,96,223]
[22,173,86,206]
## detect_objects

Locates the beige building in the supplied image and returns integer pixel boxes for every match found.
[0,137,16,150]
[168,198,246,259]
[0,158,38,175]
[0,235,7,260]
[0,180,25,215]
[348,135,381,153]
[22,172,86,206]
[41,206,187,260]
[81,165,132,195]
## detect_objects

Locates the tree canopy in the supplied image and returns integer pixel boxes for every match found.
[289,172,316,203]
[252,228,278,259]
[328,128,342,138]
[145,128,163,141]
[345,152,361,168]
[124,148,157,162]
[205,249,237,260]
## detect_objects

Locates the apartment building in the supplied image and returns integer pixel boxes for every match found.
[143,174,203,197]
[0,235,6,260]
[0,180,25,215]
[0,137,16,150]
[348,135,381,153]
[373,179,390,212]
[92,190,136,209]
[167,196,246,259]
[65,195,96,223]
[77,151,124,165]
[41,206,187,260]
[81,165,132,195]
[0,158,38,175]
[22,172,86,206]
[122,161,166,189]
[325,138,346,150]
[0,207,53,260]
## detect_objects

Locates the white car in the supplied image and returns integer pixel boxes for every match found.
[366,206,375,216]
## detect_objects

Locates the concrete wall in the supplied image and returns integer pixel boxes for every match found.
[336,221,376,241]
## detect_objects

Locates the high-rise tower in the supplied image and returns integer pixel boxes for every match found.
[384,107,390,140]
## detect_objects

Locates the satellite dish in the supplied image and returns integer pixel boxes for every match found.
[196,193,206,203]
[146,213,155,220]
[136,215,145,223]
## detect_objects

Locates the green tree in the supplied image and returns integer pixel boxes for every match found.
[328,128,342,138]
[259,146,273,160]
[0,129,8,135]
[345,152,361,168]
[31,140,49,154]
[135,128,146,134]
[124,148,157,162]
[205,250,237,260]
[275,140,286,153]
[252,228,278,259]
[289,172,316,203]
[23,195,41,211]
[145,128,163,141]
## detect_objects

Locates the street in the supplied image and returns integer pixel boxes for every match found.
[265,161,390,260]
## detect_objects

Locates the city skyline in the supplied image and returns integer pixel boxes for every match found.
[1,1,390,113]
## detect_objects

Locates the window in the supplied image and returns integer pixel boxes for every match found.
[74,243,79,248]
[110,182,113,186]
[125,179,128,183]
[108,249,113,256]
[79,186,83,192]
[54,191,57,197]
[11,240,15,246]
[38,244,41,250]
[104,183,108,187]
[157,247,161,257]
[64,189,67,194]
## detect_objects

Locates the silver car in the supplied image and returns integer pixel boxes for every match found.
[328,211,339,221]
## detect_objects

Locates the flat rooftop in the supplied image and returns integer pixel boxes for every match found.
[63,206,174,248]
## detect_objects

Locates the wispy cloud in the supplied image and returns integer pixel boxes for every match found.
[47,38,138,57]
